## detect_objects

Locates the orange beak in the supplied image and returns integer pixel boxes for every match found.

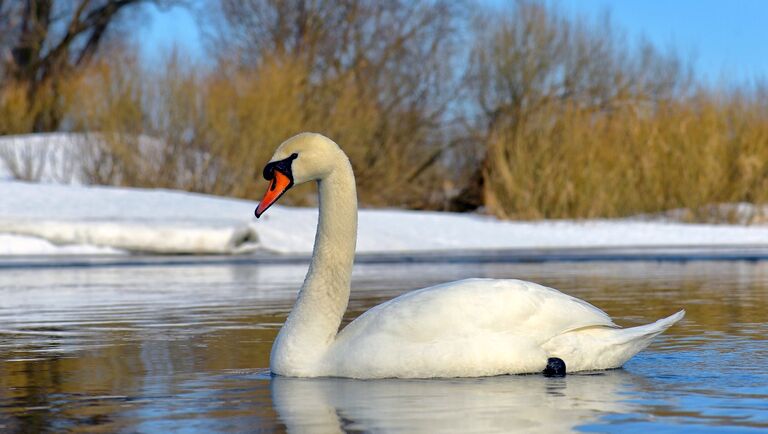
[255,170,293,218]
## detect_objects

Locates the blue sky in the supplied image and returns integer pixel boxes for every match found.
[559,0,768,84]
[140,1,768,84]
[139,3,202,61]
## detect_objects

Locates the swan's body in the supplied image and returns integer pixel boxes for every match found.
[257,133,684,379]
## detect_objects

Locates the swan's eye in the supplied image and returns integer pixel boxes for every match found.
[263,153,298,181]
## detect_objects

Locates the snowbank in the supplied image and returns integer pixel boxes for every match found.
[0,133,85,183]
[0,181,258,254]
[0,133,167,185]
[0,220,255,254]
[2,180,768,255]
[0,234,120,255]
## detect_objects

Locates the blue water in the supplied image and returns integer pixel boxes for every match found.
[0,259,766,432]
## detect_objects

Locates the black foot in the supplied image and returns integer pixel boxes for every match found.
[543,357,566,377]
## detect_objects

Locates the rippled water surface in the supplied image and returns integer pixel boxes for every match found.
[0,258,766,433]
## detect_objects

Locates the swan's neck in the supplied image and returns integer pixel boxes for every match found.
[271,158,357,374]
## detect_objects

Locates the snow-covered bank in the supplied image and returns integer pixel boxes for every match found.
[2,180,768,255]
[0,133,165,185]
[0,182,258,254]
[0,133,95,184]
[0,234,120,255]
[0,220,256,254]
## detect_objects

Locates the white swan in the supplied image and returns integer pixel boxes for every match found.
[255,133,685,379]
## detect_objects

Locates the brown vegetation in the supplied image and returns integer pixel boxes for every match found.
[469,2,768,219]
[1,0,767,221]
[0,0,176,133]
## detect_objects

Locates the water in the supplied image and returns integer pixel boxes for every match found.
[0,259,766,432]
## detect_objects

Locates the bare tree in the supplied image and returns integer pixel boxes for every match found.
[210,0,464,207]
[459,0,693,215]
[0,0,174,132]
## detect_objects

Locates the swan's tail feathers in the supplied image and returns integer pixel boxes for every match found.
[545,310,685,372]
[617,310,685,343]
[607,310,685,365]
[653,309,686,331]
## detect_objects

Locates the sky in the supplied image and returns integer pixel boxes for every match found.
[559,0,768,84]
[140,1,768,85]
[139,2,203,62]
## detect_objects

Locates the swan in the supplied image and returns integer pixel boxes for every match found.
[254,132,685,379]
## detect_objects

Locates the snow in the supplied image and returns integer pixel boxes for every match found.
[0,234,120,255]
[1,132,767,256]
[0,132,168,185]
[0,181,258,254]
[0,133,85,184]
[1,179,768,255]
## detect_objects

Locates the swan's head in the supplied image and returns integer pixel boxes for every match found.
[255,133,343,218]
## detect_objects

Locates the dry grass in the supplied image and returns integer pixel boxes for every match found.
[482,94,768,219]
[469,1,768,220]
[0,81,76,180]
[61,51,451,207]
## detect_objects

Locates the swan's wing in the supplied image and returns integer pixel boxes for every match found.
[326,278,618,377]
[337,278,616,345]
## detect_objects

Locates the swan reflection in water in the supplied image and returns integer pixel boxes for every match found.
[271,370,636,433]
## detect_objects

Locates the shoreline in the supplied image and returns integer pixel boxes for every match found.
[3,244,768,269]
